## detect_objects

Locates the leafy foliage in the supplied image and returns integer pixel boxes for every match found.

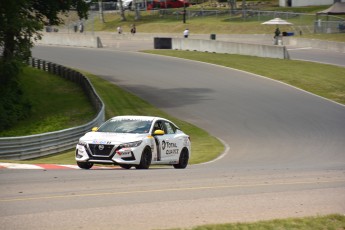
[0,0,89,62]
[0,0,89,130]
[0,61,31,129]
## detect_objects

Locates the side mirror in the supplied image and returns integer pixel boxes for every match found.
[91,127,98,132]
[153,130,165,135]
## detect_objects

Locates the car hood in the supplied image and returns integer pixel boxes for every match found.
[79,132,148,145]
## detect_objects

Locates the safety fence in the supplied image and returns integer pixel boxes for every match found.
[314,20,345,34]
[0,58,105,160]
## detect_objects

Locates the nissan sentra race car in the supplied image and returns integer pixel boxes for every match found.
[76,116,191,169]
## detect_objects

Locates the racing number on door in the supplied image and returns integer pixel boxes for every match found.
[158,121,180,161]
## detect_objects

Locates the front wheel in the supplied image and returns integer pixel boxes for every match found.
[77,161,94,169]
[173,148,189,169]
[119,164,132,169]
[136,147,152,169]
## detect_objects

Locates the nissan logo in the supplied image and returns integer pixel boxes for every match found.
[98,145,104,151]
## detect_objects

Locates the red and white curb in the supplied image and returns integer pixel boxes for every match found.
[0,162,119,170]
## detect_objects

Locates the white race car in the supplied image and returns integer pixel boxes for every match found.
[76,116,191,169]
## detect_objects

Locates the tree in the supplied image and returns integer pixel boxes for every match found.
[118,0,127,21]
[241,0,246,18]
[0,0,89,64]
[98,0,105,23]
[133,0,140,21]
[0,0,89,130]
[228,0,236,12]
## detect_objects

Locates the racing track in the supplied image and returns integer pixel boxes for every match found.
[0,45,344,230]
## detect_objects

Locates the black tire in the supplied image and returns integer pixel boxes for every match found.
[77,161,94,169]
[173,148,189,169]
[119,164,132,169]
[136,147,152,169]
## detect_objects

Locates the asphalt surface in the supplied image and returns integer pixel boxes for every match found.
[287,46,345,67]
[0,41,344,229]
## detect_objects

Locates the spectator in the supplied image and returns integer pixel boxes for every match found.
[79,22,84,33]
[74,23,78,33]
[183,28,189,38]
[117,26,123,34]
[274,27,280,38]
[130,24,136,35]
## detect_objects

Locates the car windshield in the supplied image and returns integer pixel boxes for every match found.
[97,119,152,134]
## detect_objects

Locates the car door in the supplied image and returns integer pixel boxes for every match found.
[158,121,183,163]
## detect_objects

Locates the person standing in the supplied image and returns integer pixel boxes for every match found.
[74,22,78,33]
[274,27,281,45]
[130,24,136,35]
[183,28,189,38]
[117,26,123,34]
[79,22,84,33]
[274,27,280,38]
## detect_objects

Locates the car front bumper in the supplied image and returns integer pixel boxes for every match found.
[75,144,142,165]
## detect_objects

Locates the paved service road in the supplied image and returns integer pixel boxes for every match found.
[288,47,345,67]
[0,44,344,230]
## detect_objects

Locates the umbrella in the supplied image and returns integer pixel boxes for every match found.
[262,18,293,45]
[262,18,293,26]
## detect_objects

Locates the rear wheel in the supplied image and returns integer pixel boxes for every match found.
[173,148,189,169]
[136,147,152,169]
[77,161,94,169]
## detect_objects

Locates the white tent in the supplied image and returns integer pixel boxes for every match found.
[262,18,293,25]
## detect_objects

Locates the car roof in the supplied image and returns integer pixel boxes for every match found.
[110,115,164,122]
[108,116,179,128]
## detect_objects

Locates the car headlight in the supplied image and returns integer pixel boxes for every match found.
[119,140,142,148]
[78,140,87,146]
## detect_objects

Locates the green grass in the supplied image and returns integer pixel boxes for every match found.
[4,71,223,165]
[89,12,295,34]
[171,214,345,230]
[0,67,95,137]
[62,0,336,39]
[143,50,345,105]
[86,12,345,42]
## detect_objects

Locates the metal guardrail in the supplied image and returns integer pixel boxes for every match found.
[0,58,105,160]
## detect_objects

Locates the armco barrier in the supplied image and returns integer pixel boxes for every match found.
[0,58,105,160]
[171,38,290,59]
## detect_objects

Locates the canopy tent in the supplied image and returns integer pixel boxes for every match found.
[261,18,293,45]
[316,2,345,33]
[317,2,345,15]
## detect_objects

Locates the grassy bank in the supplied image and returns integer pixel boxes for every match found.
[0,67,95,137]
[171,214,345,230]
[143,50,345,105]
[80,3,345,42]
[4,70,223,165]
